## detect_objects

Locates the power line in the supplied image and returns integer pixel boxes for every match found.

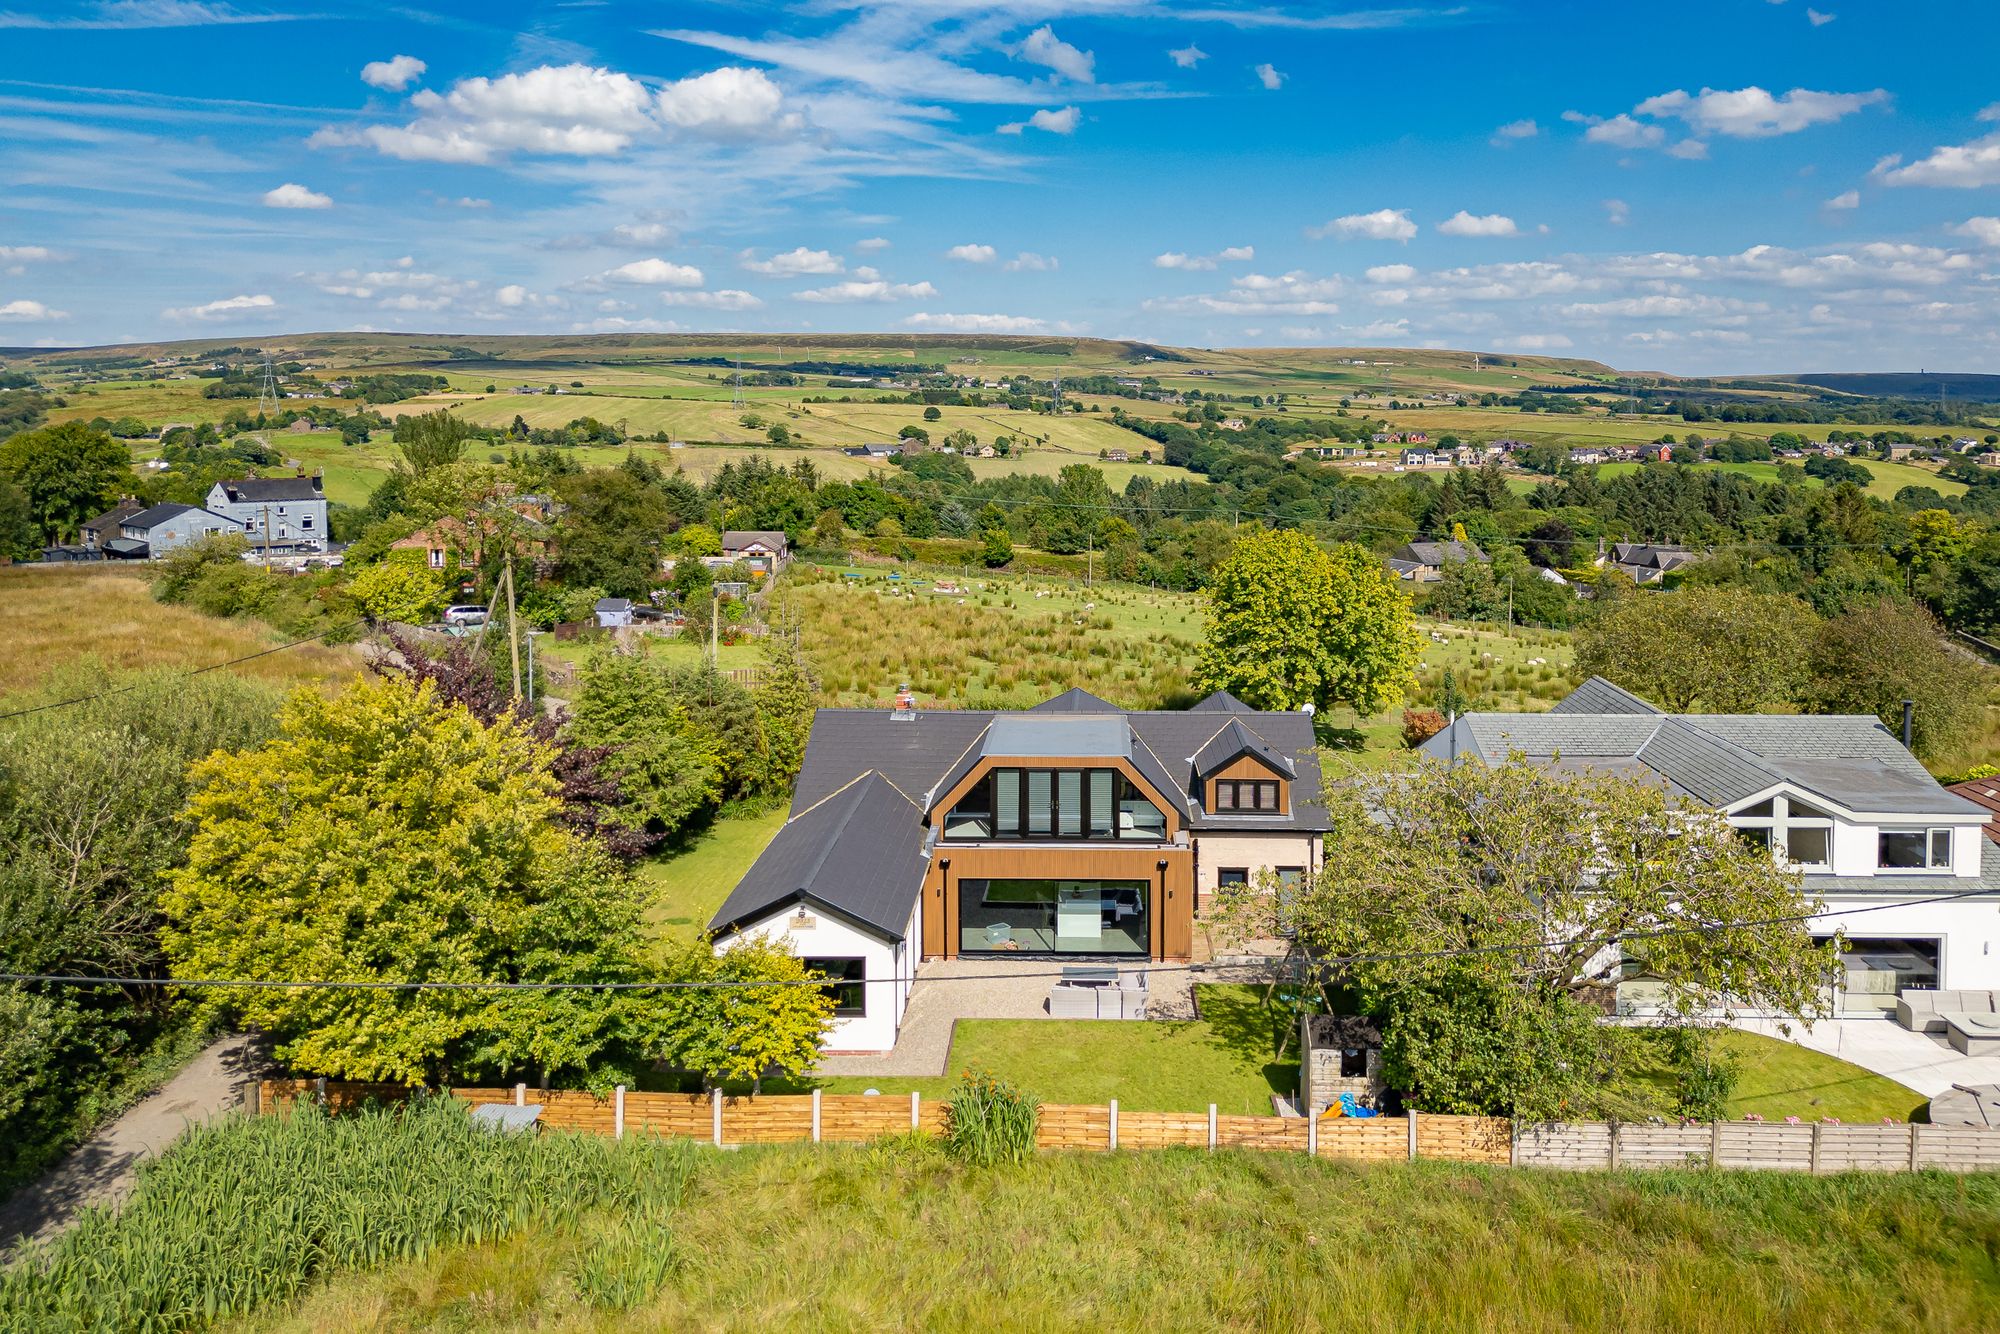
[3,884,1988,994]
[0,619,363,723]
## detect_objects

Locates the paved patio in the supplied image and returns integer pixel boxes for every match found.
[1731,1015,2000,1098]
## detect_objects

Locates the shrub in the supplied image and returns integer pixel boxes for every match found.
[1401,707,1447,747]
[944,1067,1039,1166]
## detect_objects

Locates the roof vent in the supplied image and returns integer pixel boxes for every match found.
[891,683,917,721]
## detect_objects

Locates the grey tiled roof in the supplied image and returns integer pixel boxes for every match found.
[1396,540,1486,566]
[1029,686,1118,713]
[708,772,927,940]
[1808,839,2000,897]
[1551,675,1663,715]
[1421,678,1980,819]
[1190,689,1254,713]
[215,477,322,502]
[1190,717,1298,780]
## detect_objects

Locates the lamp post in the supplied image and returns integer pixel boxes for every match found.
[525,630,545,707]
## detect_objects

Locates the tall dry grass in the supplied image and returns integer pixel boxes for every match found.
[0,567,361,699]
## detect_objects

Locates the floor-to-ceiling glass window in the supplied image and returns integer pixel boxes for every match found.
[958,878,1149,955]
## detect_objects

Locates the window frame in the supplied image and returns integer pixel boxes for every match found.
[1877,827,1954,873]
[942,766,1166,843]
[1213,778,1281,813]
[802,956,867,1017]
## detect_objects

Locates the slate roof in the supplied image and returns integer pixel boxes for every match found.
[1609,543,1696,571]
[1422,677,1982,819]
[213,477,322,503]
[1190,689,1253,713]
[123,503,226,530]
[1395,540,1486,566]
[1191,717,1297,780]
[722,529,787,553]
[1030,686,1118,713]
[708,772,927,939]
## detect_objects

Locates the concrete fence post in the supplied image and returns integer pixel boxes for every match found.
[1307,1109,1318,1157]
[1407,1109,1418,1161]
[614,1085,625,1141]
[1208,1104,1218,1151]
[513,1083,526,1108]
[1908,1123,1921,1171]
[712,1091,723,1148]
[1710,1120,1722,1169]
[910,1091,921,1131]
[1108,1098,1119,1150]
[1810,1121,1823,1175]
[812,1088,822,1144]
[1608,1122,1621,1171]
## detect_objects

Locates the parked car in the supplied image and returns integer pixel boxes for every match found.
[442,605,488,626]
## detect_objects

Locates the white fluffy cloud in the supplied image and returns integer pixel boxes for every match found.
[1153,245,1253,271]
[1004,252,1056,272]
[1307,208,1416,242]
[946,243,997,263]
[163,293,275,321]
[1490,118,1539,145]
[854,236,890,251]
[741,246,844,276]
[1824,189,1860,210]
[1145,271,1344,316]
[1496,333,1574,350]
[0,245,56,262]
[1807,8,1836,25]
[1365,263,1416,283]
[1604,198,1630,225]
[1949,216,2000,247]
[495,284,528,307]
[796,279,939,302]
[1017,26,1094,82]
[1635,85,1887,137]
[999,105,1079,135]
[1437,210,1519,237]
[904,312,1047,333]
[1254,63,1284,91]
[313,62,798,164]
[659,289,763,309]
[1573,112,1665,149]
[261,182,331,209]
[360,54,425,92]
[1875,131,2000,188]
[1168,44,1205,69]
[605,258,704,287]
[0,298,66,320]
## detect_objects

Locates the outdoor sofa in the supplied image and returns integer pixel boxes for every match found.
[1894,989,2000,1039]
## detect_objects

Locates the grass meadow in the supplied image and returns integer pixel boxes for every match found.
[225,1129,2000,1333]
[0,567,362,698]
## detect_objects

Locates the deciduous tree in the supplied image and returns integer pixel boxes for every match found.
[1576,585,1817,712]
[0,421,132,543]
[1802,598,1985,762]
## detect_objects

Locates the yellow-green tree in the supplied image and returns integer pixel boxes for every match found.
[1195,527,1418,714]
[346,559,443,624]
[163,677,660,1086]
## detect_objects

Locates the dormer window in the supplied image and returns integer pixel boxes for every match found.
[1214,779,1280,812]
[944,767,1165,841]
[1879,829,1953,871]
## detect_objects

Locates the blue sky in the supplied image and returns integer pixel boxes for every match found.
[3,0,1999,372]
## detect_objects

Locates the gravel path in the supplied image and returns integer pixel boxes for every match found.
[0,1033,267,1252]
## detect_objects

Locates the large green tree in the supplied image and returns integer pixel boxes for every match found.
[567,654,725,842]
[0,420,132,542]
[554,469,673,598]
[393,410,475,475]
[1802,598,1986,762]
[1209,759,1833,1118]
[1195,528,1418,714]
[162,677,663,1086]
[1576,585,1819,712]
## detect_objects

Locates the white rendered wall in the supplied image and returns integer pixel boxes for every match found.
[715,907,905,1054]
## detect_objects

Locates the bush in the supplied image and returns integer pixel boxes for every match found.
[1401,707,1447,747]
[944,1067,1039,1166]
[347,560,443,624]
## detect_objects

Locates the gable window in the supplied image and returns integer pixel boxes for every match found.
[1214,779,1280,812]
[803,957,866,1016]
[1878,829,1953,871]
[945,768,1165,842]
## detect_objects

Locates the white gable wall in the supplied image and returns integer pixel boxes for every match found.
[714,903,908,1054]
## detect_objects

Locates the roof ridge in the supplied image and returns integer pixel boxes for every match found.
[923,722,991,806]
[785,773,906,898]
[1129,728,1194,813]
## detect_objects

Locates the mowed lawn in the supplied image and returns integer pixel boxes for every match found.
[0,567,362,697]
[1719,1030,1928,1124]
[638,805,790,943]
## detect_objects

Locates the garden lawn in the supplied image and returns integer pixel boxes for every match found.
[1718,1030,1929,1124]
[637,805,790,943]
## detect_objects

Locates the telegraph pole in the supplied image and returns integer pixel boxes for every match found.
[505,556,523,702]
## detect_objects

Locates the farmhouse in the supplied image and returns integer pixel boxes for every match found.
[1387,539,1487,583]
[205,476,329,549]
[721,530,790,577]
[1421,676,2000,1016]
[709,687,1328,1052]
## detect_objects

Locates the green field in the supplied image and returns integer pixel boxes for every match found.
[1593,457,1967,503]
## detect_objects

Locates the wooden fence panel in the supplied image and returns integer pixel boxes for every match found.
[1718,1122,1814,1172]
[1818,1125,1912,1174]
[258,1079,413,1116]
[1417,1115,1512,1165]
[535,1090,618,1136]
[1216,1116,1309,1153]
[1315,1118,1407,1163]
[1618,1125,1713,1170]
[1038,1104,1111,1150]
[818,1095,926,1142]
[1915,1126,2000,1174]
[722,1097,814,1145]
[450,1087,518,1109]
[1116,1111,1209,1150]
[1514,1123,1611,1170]
[622,1092,712,1139]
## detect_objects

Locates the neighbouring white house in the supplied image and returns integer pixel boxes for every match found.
[1421,676,2000,1017]
[708,686,1328,1053]
[205,475,329,550]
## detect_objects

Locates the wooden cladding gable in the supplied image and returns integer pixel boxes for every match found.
[1204,753,1290,815]
[928,754,1185,839]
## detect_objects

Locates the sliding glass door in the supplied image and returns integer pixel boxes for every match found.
[958,878,1149,956]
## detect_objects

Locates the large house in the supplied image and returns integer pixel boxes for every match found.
[1420,676,2000,1015]
[205,476,329,549]
[1599,541,1700,585]
[710,687,1328,1052]
[720,530,789,578]
[115,503,239,557]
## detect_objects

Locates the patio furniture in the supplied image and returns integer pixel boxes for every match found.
[1930,1083,2000,1127]
[1895,989,1999,1034]
[1049,983,1099,1019]
[1116,969,1148,1019]
[1947,1013,2000,1056]
[1062,965,1118,987]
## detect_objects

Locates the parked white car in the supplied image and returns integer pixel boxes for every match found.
[442,605,488,627]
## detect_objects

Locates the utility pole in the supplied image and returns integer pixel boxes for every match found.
[261,502,272,574]
[505,556,522,703]
[709,593,720,665]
